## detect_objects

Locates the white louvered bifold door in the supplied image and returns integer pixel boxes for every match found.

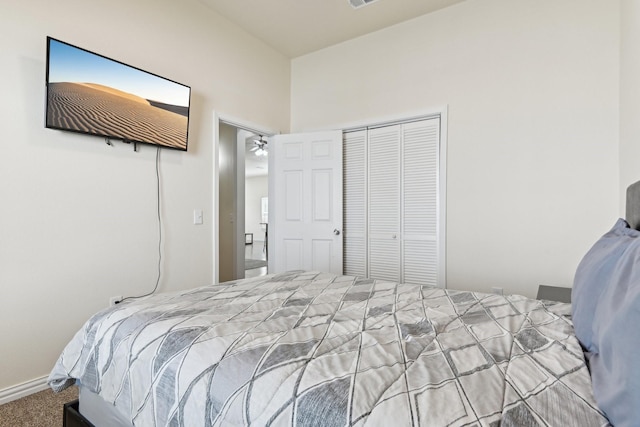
[342,116,443,286]
[368,125,401,282]
[402,118,440,285]
[343,130,367,277]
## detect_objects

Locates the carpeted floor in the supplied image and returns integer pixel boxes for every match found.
[0,386,78,427]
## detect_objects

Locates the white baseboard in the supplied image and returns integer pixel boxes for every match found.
[0,376,49,405]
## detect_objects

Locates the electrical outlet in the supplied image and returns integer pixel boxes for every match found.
[491,287,504,295]
[109,296,123,306]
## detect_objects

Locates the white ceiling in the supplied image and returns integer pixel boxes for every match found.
[199,0,467,58]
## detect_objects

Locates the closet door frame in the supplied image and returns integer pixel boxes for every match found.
[342,106,448,288]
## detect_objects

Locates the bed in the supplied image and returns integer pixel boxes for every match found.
[48,183,640,426]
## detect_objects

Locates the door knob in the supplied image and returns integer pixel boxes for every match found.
[334,229,341,235]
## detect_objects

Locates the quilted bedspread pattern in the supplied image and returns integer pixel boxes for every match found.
[48,271,609,426]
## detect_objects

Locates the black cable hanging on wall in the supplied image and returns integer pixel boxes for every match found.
[117,146,162,304]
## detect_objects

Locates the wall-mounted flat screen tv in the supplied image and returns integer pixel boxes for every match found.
[45,37,191,151]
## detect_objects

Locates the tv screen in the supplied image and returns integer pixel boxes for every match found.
[45,37,191,151]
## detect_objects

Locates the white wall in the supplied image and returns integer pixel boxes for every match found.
[245,175,268,241]
[291,0,620,297]
[620,0,640,206]
[0,0,290,391]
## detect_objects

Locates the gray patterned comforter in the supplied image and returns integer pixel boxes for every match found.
[48,271,609,426]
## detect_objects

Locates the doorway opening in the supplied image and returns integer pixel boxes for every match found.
[243,131,269,278]
[217,119,271,283]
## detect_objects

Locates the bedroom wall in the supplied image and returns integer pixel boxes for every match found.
[620,0,640,207]
[291,0,620,298]
[0,0,290,392]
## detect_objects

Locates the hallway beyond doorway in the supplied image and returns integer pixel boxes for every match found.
[245,241,267,278]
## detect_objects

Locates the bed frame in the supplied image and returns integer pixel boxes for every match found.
[63,400,94,427]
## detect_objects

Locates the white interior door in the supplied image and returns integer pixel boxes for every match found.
[269,131,343,274]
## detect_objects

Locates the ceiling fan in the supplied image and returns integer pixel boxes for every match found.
[251,135,268,156]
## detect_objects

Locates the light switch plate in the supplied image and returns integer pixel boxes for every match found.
[193,209,203,225]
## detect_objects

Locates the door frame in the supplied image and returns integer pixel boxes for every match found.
[213,111,276,284]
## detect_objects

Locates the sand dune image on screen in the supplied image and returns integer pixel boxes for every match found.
[47,82,188,149]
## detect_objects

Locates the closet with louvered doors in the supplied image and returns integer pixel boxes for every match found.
[343,116,443,287]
